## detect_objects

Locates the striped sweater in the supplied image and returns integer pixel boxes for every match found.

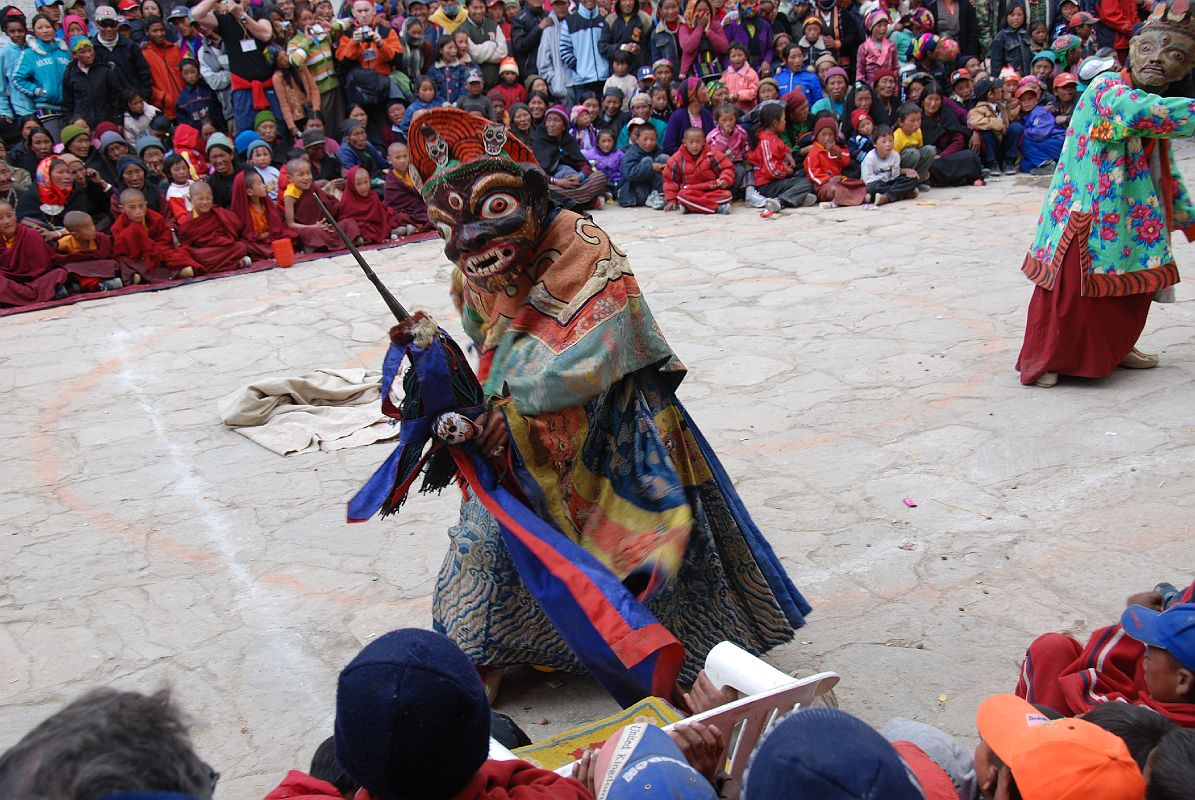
[287,30,339,92]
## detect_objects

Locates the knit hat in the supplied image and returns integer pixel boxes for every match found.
[245,138,272,158]
[936,36,959,62]
[651,58,674,71]
[69,34,91,53]
[873,67,899,85]
[757,77,781,95]
[814,52,837,69]
[498,55,518,75]
[135,135,165,157]
[850,109,873,129]
[629,91,651,106]
[999,66,1021,84]
[334,629,490,800]
[60,124,88,149]
[233,129,258,156]
[824,66,848,83]
[545,104,570,123]
[743,709,922,800]
[569,104,589,124]
[603,85,626,99]
[812,116,837,138]
[912,32,940,60]
[115,155,146,179]
[254,110,277,129]
[99,131,126,152]
[205,132,234,155]
[802,15,822,31]
[909,6,935,30]
[864,9,887,30]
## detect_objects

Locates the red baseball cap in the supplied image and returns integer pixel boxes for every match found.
[977,695,1144,800]
[1053,72,1078,88]
[117,0,138,10]
[1069,11,1099,27]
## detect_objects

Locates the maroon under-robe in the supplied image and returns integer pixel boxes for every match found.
[1016,241,1153,385]
[231,170,296,260]
[290,185,359,251]
[55,233,133,288]
[339,166,399,245]
[0,225,67,306]
[177,206,251,274]
[383,168,433,231]
[112,209,196,282]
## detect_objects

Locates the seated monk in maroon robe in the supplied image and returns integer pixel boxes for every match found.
[283,157,360,252]
[339,166,399,245]
[231,170,296,261]
[177,182,253,274]
[0,201,67,306]
[55,210,127,290]
[383,142,433,234]
[111,189,197,281]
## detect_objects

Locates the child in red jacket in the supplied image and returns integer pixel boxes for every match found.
[805,116,868,207]
[663,127,736,214]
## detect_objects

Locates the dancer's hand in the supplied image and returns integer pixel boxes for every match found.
[474,409,509,459]
[670,721,725,784]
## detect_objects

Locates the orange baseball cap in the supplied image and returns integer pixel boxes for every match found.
[977,695,1144,800]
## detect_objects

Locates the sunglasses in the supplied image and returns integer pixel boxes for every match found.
[98,20,118,26]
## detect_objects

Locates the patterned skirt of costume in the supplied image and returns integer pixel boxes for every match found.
[432,373,806,684]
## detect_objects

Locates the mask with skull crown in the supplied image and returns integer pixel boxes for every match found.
[408,108,554,293]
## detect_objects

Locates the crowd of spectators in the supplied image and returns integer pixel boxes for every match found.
[0,0,1136,307]
[2,582,1195,799]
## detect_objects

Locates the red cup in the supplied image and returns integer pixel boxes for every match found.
[272,238,295,268]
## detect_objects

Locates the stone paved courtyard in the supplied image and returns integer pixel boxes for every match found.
[3,158,1195,797]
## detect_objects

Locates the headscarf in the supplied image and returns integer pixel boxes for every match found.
[35,156,72,211]
[1052,34,1081,60]
[62,13,87,37]
[400,16,426,78]
[909,7,934,31]
[231,169,293,240]
[913,33,939,61]
[864,9,888,31]
[683,0,713,28]
[783,88,808,115]
[116,155,147,186]
[677,76,701,106]
[936,37,959,64]
[338,165,397,243]
[69,35,91,54]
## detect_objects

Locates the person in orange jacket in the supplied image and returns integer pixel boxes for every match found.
[141,15,184,119]
[662,126,735,213]
[336,0,403,75]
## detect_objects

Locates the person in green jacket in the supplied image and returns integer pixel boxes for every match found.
[1017,0,1195,387]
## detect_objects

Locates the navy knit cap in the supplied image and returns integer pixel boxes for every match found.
[743,708,923,800]
[334,628,490,800]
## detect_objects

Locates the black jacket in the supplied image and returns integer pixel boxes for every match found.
[63,62,126,129]
[511,5,549,76]
[599,8,653,70]
[92,34,153,97]
[531,126,587,174]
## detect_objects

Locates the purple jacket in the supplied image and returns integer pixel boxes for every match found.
[583,146,624,185]
[723,16,772,70]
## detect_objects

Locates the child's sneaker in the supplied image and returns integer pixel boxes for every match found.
[716,203,731,214]
[1003,163,1019,175]
[98,277,123,291]
[799,193,817,207]
[744,186,767,208]
[764,198,782,213]
[645,190,666,210]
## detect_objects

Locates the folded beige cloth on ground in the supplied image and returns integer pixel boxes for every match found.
[219,368,398,455]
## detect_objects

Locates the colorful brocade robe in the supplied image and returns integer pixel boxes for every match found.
[1023,70,1195,298]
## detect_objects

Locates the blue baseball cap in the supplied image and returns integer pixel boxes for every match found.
[637,66,654,80]
[595,723,717,800]
[1121,603,1195,672]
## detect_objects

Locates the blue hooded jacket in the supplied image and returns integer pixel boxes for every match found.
[560,3,609,86]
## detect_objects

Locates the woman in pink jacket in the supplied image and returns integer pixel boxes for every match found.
[680,0,729,79]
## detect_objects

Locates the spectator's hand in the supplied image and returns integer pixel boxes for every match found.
[901,167,919,179]
[473,408,509,458]
[84,168,102,184]
[0,115,11,124]
[539,15,554,28]
[290,127,301,140]
[663,201,678,211]
[558,173,581,188]
[572,748,598,795]
[669,722,725,784]
[652,161,665,172]
[1126,590,1165,611]
[969,131,982,153]
[829,175,842,182]
[714,177,726,188]
[683,670,738,714]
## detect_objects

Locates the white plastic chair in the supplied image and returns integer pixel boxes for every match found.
[489,642,839,784]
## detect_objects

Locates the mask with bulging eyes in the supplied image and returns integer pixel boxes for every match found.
[433,411,480,445]
[424,160,553,292]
